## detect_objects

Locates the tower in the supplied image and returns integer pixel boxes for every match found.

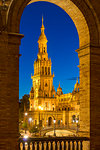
[57,82,63,96]
[29,17,56,111]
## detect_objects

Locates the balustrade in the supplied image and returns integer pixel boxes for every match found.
[19,137,89,150]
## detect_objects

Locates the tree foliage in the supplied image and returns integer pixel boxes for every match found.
[29,125,39,133]
[19,94,30,112]
[19,94,30,122]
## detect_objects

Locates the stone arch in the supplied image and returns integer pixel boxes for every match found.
[7,0,100,46]
[0,0,100,149]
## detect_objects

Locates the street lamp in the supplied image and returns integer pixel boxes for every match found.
[38,106,43,136]
[53,118,56,136]
[76,119,79,133]
[61,119,63,127]
[29,118,32,122]
[29,117,32,127]
[73,120,75,123]
[46,120,48,127]
[24,135,28,139]
[25,112,28,116]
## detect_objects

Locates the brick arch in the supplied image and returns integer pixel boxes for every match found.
[7,0,100,46]
[0,0,100,149]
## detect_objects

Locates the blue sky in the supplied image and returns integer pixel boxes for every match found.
[19,1,79,99]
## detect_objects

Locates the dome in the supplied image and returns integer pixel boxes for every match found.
[57,82,62,91]
[38,33,48,43]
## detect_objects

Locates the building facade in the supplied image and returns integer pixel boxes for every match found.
[28,17,80,128]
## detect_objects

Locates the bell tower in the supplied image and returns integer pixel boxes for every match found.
[29,17,56,111]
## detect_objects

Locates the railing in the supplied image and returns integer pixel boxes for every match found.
[19,136,89,150]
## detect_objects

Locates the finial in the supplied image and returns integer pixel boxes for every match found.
[77,77,78,83]
[41,15,45,31]
[42,15,44,26]
[59,82,60,87]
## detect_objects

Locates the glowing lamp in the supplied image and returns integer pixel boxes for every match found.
[76,120,78,123]
[24,135,28,139]
[25,112,28,116]
[29,118,32,122]
[53,119,56,124]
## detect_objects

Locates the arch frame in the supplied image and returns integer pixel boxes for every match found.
[0,0,100,149]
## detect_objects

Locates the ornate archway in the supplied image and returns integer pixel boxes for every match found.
[0,0,100,149]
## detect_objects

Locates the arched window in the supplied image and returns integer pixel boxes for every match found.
[42,67,44,74]
[44,47,45,53]
[45,67,47,75]
[45,83,47,87]
[48,67,50,75]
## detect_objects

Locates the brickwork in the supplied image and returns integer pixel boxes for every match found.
[0,0,100,149]
[0,32,23,149]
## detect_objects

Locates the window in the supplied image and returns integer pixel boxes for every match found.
[45,83,47,87]
[45,67,47,75]
[42,67,44,74]
[48,67,50,75]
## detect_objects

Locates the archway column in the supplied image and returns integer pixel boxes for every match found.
[76,44,90,137]
[0,32,23,149]
[77,44,100,149]
[90,45,100,149]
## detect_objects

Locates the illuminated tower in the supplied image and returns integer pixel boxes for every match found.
[29,17,56,111]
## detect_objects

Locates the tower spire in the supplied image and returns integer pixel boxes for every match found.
[77,77,78,83]
[59,82,60,88]
[42,15,43,26]
[38,16,47,43]
[41,15,45,33]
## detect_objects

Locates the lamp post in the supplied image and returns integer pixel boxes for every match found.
[76,119,79,133]
[38,106,43,136]
[29,117,32,127]
[46,120,48,127]
[53,118,56,136]
[23,112,28,134]
[61,119,63,128]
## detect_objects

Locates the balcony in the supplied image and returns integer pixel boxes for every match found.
[19,136,89,150]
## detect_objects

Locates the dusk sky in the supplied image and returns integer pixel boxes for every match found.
[19,1,79,99]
